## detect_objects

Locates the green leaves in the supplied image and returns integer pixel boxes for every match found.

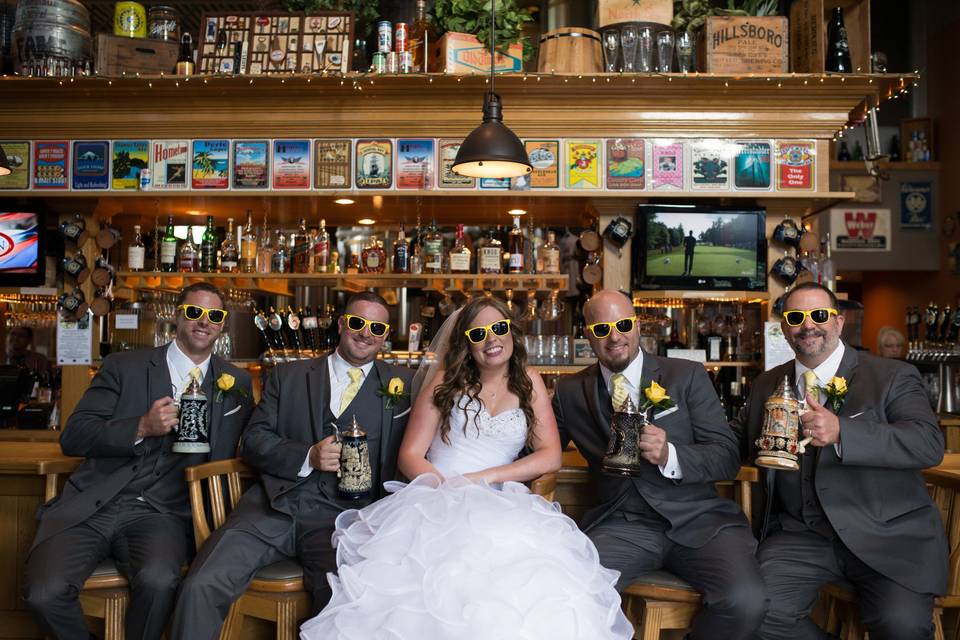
[433,0,534,59]
[672,0,781,32]
[284,0,380,37]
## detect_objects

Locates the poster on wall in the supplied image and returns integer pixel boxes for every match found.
[437,139,475,189]
[733,140,772,190]
[564,140,602,190]
[524,140,560,189]
[650,140,684,190]
[690,139,729,191]
[0,141,29,189]
[232,140,270,189]
[775,141,815,190]
[111,140,149,190]
[605,138,645,190]
[355,139,393,189]
[313,139,351,189]
[396,138,435,190]
[899,181,933,229]
[829,207,892,251]
[192,139,230,189]
[32,140,69,189]
[72,141,110,190]
[151,140,190,190]
[272,139,311,189]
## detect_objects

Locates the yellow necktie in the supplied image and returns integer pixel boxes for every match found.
[802,370,820,403]
[611,373,629,412]
[189,367,202,384]
[339,367,363,414]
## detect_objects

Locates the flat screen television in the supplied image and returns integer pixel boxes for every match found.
[0,212,45,287]
[632,204,767,292]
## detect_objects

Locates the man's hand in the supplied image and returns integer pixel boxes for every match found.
[801,393,841,446]
[639,423,670,466]
[137,397,179,439]
[309,435,342,473]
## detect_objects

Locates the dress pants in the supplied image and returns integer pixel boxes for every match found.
[23,497,192,640]
[757,529,935,640]
[169,497,340,640]
[588,510,767,640]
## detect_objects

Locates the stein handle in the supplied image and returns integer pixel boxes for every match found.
[330,423,342,478]
[797,435,813,454]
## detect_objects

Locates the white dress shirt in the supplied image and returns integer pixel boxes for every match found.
[298,350,375,477]
[795,341,846,457]
[599,350,683,480]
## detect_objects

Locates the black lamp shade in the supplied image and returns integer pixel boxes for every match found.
[0,146,10,177]
[452,92,532,179]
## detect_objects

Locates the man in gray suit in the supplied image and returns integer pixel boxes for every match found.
[170,291,413,640]
[733,282,946,639]
[552,289,766,640]
[23,282,253,640]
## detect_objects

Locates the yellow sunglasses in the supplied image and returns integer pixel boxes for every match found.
[586,316,636,339]
[343,313,390,337]
[178,304,228,325]
[782,308,838,327]
[464,319,512,344]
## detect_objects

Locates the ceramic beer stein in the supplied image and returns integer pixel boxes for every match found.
[601,396,648,476]
[336,415,372,499]
[755,375,802,471]
[173,373,210,453]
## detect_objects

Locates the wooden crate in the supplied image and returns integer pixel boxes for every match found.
[95,34,178,76]
[597,0,672,29]
[431,32,522,74]
[790,0,871,73]
[701,16,789,74]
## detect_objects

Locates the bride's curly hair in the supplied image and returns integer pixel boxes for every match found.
[433,296,537,447]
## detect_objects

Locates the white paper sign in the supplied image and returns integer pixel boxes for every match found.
[57,312,93,365]
[829,207,892,252]
[666,349,707,363]
[764,321,795,371]
[115,313,139,330]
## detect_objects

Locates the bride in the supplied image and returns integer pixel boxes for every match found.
[300,297,633,640]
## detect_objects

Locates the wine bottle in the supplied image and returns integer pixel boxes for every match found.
[825,7,853,73]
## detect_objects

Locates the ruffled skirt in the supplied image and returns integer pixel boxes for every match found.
[300,474,633,640]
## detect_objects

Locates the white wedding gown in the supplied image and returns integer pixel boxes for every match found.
[299,396,633,640]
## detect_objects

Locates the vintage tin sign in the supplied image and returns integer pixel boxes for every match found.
[232,140,270,189]
[355,139,393,189]
[72,141,110,190]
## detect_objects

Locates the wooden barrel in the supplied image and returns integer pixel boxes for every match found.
[537,27,602,74]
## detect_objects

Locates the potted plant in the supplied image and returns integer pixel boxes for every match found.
[432,0,535,71]
[672,0,779,33]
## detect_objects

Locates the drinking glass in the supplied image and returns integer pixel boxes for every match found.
[637,27,654,72]
[620,25,638,72]
[676,30,695,72]
[602,28,620,72]
[656,30,675,73]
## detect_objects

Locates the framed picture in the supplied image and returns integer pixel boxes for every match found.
[192,139,230,189]
[355,139,393,189]
[564,139,602,190]
[272,139,311,189]
[437,139,475,189]
[151,140,190,190]
[32,140,69,190]
[233,140,270,189]
[605,138,645,190]
[524,140,560,189]
[314,139,351,189]
[396,138,435,190]
[72,141,110,190]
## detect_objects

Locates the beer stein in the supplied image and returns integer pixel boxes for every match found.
[96,224,122,249]
[770,253,801,285]
[335,415,372,500]
[60,215,88,245]
[91,256,116,287]
[755,376,803,471]
[62,253,89,283]
[173,373,210,453]
[773,218,803,247]
[59,288,88,317]
[601,396,648,476]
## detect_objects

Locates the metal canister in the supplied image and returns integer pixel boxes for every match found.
[385,51,398,74]
[394,22,408,52]
[113,1,146,38]
[147,5,178,41]
[372,51,386,74]
[376,19,391,53]
[399,50,412,73]
[336,415,372,500]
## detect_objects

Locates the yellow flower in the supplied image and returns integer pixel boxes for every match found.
[217,373,235,392]
[644,381,669,405]
[388,377,404,395]
[829,376,847,395]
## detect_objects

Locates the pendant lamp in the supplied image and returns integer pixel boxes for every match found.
[452,0,532,179]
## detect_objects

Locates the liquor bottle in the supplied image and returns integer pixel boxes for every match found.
[160,215,178,272]
[361,236,386,273]
[314,218,330,273]
[526,221,540,274]
[176,33,195,76]
[256,218,273,274]
[292,218,311,274]
[837,140,851,161]
[272,231,289,273]
[178,235,199,272]
[541,230,560,274]
[477,227,502,274]
[508,216,525,273]
[819,234,836,292]
[825,7,852,73]
[128,224,145,271]
[409,0,435,73]
[200,215,217,272]
[240,210,257,273]
[889,135,901,162]
[423,219,444,273]
[448,224,471,273]
[220,218,239,273]
[393,223,410,273]
[852,141,864,161]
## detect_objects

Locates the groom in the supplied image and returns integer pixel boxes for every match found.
[170,291,413,640]
[552,289,766,640]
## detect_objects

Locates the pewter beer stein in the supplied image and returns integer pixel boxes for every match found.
[173,374,210,453]
[336,415,372,499]
[601,396,648,476]
[755,376,802,471]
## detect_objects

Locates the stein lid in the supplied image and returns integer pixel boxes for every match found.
[617,395,639,414]
[341,414,366,438]
[772,374,796,402]
[183,370,205,397]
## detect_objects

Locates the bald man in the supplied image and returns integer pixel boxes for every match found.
[552,290,766,640]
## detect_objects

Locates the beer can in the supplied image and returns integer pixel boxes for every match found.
[394,22,409,52]
[376,20,392,53]
[386,51,399,74]
[138,168,151,191]
[399,50,413,74]
[114,1,147,38]
[372,52,387,74]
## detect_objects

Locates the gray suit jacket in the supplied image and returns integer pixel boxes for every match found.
[232,356,413,541]
[553,352,747,548]
[731,346,948,595]
[33,344,253,549]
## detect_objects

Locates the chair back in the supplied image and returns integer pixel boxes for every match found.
[925,460,960,598]
[184,458,253,549]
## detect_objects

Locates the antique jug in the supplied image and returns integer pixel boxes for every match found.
[173,373,210,453]
[336,415,372,499]
[755,375,803,471]
[600,396,647,476]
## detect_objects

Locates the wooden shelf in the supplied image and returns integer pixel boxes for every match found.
[633,290,770,303]
[831,160,942,171]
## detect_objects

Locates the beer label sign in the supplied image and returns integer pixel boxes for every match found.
[691,139,730,190]
[605,138,644,190]
[314,139,351,189]
[564,140,601,190]
[272,139,311,189]
[232,140,270,189]
[33,141,69,189]
[830,207,891,252]
[151,140,190,190]
[900,182,933,229]
[355,139,393,189]
[397,139,435,190]
[651,140,684,190]
[775,141,815,190]
[192,139,230,189]
[733,140,772,190]
[111,140,148,191]
[524,140,560,189]
[72,141,110,190]
[437,139,475,189]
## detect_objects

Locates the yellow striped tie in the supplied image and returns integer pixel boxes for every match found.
[802,369,820,403]
[611,373,629,412]
[189,367,202,384]
[339,367,363,414]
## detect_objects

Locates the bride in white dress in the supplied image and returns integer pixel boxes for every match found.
[300,297,633,640]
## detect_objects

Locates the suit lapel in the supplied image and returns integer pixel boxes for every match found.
[639,350,661,414]
[827,344,859,415]
[373,361,394,472]
[308,355,331,443]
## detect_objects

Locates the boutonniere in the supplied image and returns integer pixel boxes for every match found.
[215,373,248,404]
[640,380,675,412]
[820,376,848,411]
[377,377,408,408]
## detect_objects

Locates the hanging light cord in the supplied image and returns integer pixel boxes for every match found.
[489,0,496,97]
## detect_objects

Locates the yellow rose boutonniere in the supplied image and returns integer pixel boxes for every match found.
[821,376,848,412]
[215,373,248,403]
[378,376,409,408]
[640,380,674,412]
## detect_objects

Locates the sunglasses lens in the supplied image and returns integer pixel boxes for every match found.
[207,309,226,324]
[615,318,634,333]
[784,311,805,326]
[369,322,387,336]
[347,316,365,331]
[810,309,830,324]
[490,321,510,336]
[591,323,611,338]
[184,305,203,320]
[467,328,486,343]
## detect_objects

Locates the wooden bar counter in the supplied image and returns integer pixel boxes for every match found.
[0,441,80,639]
